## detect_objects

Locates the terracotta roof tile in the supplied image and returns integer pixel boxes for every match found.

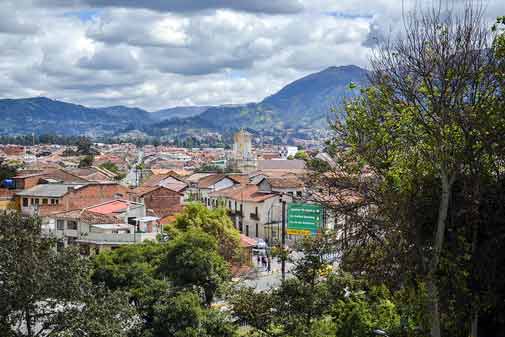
[268,177,304,189]
[210,184,276,203]
[50,209,122,224]
[240,234,256,247]
[86,200,138,214]
[197,174,225,188]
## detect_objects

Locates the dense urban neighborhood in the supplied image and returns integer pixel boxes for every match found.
[1,1,505,337]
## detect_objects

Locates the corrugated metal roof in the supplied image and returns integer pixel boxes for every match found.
[16,184,84,197]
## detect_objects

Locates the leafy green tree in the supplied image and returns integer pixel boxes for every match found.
[0,212,137,337]
[99,160,120,174]
[230,234,403,337]
[0,158,17,182]
[49,285,138,337]
[158,228,231,306]
[93,234,236,335]
[151,291,204,337]
[78,154,94,168]
[171,203,240,261]
[92,241,169,328]
[76,137,96,155]
[294,150,308,160]
[305,5,505,337]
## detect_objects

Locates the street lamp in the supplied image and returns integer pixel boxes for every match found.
[372,329,389,337]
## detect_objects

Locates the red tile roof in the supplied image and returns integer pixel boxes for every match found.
[197,174,225,188]
[240,234,256,247]
[86,200,133,214]
[210,184,276,203]
[268,176,304,189]
[50,209,122,224]
[130,185,162,196]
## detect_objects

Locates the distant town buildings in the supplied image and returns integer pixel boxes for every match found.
[0,133,325,247]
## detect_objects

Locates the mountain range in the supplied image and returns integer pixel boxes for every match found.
[0,65,368,138]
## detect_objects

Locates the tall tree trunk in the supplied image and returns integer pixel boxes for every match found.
[25,308,33,337]
[470,311,478,337]
[427,172,454,337]
[427,279,441,337]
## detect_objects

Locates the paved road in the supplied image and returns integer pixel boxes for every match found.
[123,149,143,187]
[240,253,300,291]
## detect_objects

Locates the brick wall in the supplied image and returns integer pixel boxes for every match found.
[63,183,129,210]
[134,187,183,218]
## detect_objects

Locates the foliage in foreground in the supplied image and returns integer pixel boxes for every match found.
[0,212,137,337]
[230,234,405,337]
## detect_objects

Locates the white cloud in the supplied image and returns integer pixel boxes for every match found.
[0,0,503,111]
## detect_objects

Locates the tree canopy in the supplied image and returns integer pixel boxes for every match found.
[170,202,240,261]
[306,5,505,337]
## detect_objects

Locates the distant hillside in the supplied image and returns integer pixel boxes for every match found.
[151,106,211,121]
[0,65,368,137]
[0,97,153,136]
[143,65,369,135]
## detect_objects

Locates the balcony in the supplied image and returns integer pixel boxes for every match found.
[77,231,158,244]
[42,227,158,244]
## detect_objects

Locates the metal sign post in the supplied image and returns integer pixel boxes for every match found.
[281,197,286,282]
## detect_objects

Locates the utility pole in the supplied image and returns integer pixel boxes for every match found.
[281,195,286,282]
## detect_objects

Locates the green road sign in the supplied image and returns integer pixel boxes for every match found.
[287,203,323,236]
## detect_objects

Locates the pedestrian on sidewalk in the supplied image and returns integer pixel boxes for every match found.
[261,256,267,269]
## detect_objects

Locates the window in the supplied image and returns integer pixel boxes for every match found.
[67,237,76,246]
[228,200,231,209]
[245,225,249,236]
[33,198,39,205]
[22,198,28,207]
[42,198,48,205]
[67,220,78,230]
[296,191,302,197]
[256,223,259,237]
[56,220,64,230]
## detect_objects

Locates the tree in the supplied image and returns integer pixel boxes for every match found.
[92,241,170,332]
[0,158,17,182]
[294,150,308,160]
[49,285,138,337]
[171,203,240,261]
[158,228,231,306]
[78,154,94,168]
[0,212,137,337]
[99,161,120,174]
[306,4,505,337]
[92,235,236,335]
[230,234,403,337]
[76,137,96,156]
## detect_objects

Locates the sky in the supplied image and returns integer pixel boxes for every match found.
[0,0,504,111]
